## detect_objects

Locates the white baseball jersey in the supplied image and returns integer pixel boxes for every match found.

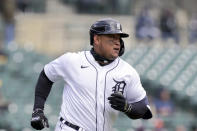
[44,51,146,131]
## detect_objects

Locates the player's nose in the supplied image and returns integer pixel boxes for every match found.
[115,42,120,49]
[113,40,120,46]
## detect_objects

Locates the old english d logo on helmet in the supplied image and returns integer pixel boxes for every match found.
[116,23,121,30]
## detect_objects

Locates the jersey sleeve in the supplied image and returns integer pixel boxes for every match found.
[44,54,69,82]
[126,68,146,103]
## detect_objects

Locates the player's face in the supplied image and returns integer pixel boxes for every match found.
[94,34,121,60]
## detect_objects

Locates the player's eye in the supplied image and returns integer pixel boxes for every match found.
[108,39,114,43]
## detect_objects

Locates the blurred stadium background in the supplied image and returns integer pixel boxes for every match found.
[1,0,197,131]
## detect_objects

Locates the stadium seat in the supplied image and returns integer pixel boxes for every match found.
[124,45,150,66]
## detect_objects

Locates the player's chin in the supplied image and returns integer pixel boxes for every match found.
[110,53,119,60]
[113,51,119,57]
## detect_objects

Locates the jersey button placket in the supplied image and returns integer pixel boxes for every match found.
[97,71,105,131]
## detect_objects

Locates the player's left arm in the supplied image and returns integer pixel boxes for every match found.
[108,67,152,119]
[108,92,152,119]
[125,96,152,119]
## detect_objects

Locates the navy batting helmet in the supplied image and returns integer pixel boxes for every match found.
[89,18,129,56]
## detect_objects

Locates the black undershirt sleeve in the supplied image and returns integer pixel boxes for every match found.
[33,69,54,110]
[125,96,152,119]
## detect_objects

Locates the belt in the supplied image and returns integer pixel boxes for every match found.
[60,117,80,131]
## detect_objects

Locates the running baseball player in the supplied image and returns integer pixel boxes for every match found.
[31,18,152,131]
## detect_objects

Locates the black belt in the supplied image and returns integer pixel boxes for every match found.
[60,117,80,131]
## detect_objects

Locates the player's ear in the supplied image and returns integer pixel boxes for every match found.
[93,35,100,46]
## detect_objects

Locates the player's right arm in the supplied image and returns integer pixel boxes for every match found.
[30,53,74,130]
[31,53,69,130]
[31,69,53,130]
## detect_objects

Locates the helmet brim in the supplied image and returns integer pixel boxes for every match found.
[97,32,129,38]
[120,33,129,38]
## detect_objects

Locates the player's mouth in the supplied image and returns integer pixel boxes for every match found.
[113,47,120,53]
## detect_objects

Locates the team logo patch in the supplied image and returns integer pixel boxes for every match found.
[112,79,126,94]
[116,23,121,30]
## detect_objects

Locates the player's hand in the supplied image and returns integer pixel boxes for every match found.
[31,108,49,130]
[108,92,132,113]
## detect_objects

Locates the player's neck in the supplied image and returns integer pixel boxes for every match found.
[90,48,113,66]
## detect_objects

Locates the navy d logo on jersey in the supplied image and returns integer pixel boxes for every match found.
[112,79,126,94]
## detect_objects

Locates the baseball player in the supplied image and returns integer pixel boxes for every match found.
[31,18,152,131]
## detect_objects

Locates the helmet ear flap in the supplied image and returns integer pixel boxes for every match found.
[119,38,125,56]
[90,31,94,45]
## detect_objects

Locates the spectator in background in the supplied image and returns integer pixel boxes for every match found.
[154,88,174,117]
[0,0,15,45]
[135,8,160,41]
[190,124,197,131]
[159,9,179,44]
[0,10,4,50]
[0,79,9,112]
[154,118,166,131]
[175,125,186,131]
[16,0,30,12]
[0,0,9,113]
[188,14,197,44]
[0,2,8,56]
